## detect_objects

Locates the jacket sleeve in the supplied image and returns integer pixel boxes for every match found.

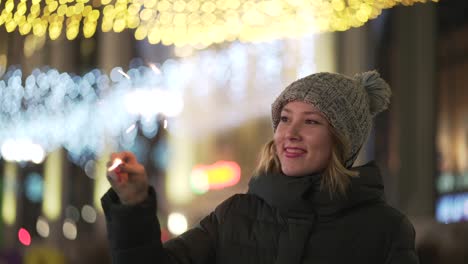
[101,186,225,264]
[385,216,420,264]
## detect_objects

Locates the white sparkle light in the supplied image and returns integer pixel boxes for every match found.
[125,124,136,134]
[36,217,50,238]
[0,65,183,164]
[63,219,77,240]
[1,139,45,163]
[167,212,188,235]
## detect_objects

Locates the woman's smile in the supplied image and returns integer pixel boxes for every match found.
[283,147,307,158]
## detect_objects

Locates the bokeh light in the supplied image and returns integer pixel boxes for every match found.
[437,172,455,193]
[124,89,184,118]
[151,139,169,169]
[62,219,77,240]
[1,139,45,164]
[81,205,97,223]
[167,212,188,235]
[65,206,80,223]
[436,193,468,224]
[25,172,44,203]
[42,149,63,221]
[0,0,438,47]
[23,35,46,58]
[0,64,182,165]
[190,168,210,194]
[3,35,323,168]
[18,228,31,246]
[36,216,50,238]
[2,162,17,226]
[0,54,7,77]
[84,160,96,179]
[190,161,241,194]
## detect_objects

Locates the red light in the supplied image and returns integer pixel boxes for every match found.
[18,228,31,246]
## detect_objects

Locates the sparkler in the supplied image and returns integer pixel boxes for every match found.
[107,158,124,182]
[108,158,123,172]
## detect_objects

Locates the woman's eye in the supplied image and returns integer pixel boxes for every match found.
[305,119,318,125]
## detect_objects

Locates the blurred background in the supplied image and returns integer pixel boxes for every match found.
[0,0,467,263]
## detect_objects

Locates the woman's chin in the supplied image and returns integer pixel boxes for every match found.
[281,169,307,177]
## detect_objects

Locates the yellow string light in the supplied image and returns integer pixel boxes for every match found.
[0,0,438,47]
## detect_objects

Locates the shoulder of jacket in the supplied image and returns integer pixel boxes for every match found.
[368,203,416,232]
[212,193,269,220]
[381,204,408,221]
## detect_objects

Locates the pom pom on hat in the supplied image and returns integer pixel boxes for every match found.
[354,70,392,116]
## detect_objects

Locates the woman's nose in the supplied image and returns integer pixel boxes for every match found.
[285,123,301,141]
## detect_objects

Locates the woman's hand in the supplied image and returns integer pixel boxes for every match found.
[107,151,149,205]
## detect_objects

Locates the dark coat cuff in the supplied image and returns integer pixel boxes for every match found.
[101,187,162,251]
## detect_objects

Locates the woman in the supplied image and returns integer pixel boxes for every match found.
[102,71,419,264]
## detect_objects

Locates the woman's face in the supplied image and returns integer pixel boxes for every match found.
[274,101,333,177]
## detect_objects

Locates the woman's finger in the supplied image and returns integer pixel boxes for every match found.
[107,169,130,184]
[120,151,138,162]
[107,170,119,183]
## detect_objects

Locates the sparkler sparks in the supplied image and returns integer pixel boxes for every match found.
[149,63,161,75]
[126,124,136,134]
[118,69,131,80]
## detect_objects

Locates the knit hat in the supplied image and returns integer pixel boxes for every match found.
[271,70,391,168]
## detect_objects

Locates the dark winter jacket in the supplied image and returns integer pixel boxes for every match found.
[101,161,419,264]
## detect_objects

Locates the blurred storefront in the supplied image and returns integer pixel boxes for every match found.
[368,0,468,262]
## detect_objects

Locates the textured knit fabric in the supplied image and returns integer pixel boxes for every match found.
[271,71,391,167]
[102,162,419,264]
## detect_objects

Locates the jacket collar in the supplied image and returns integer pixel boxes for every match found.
[247,161,385,219]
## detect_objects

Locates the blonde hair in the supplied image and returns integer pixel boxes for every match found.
[253,127,359,196]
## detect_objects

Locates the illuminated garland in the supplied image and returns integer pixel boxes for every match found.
[1,35,315,163]
[0,0,437,47]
